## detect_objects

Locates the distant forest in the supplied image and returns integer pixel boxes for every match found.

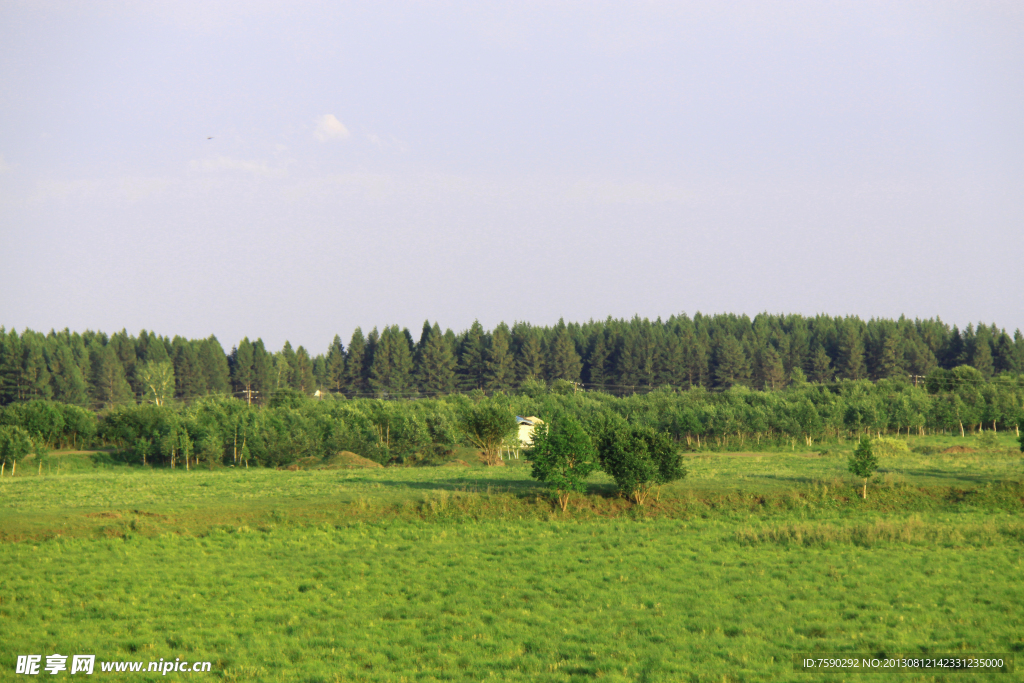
[1,314,1023,408]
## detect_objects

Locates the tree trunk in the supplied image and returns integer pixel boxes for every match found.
[1,462,5,477]
[862,478,867,500]
[959,421,965,438]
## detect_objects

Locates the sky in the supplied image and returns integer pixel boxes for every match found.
[1,0,1022,353]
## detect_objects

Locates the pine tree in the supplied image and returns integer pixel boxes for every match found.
[546,321,582,382]
[755,345,785,390]
[836,325,866,380]
[877,334,904,379]
[19,337,53,400]
[90,341,133,407]
[418,323,456,395]
[295,346,316,393]
[713,336,750,388]
[810,345,832,383]
[971,325,994,378]
[457,320,487,390]
[278,341,298,390]
[326,335,346,392]
[656,328,686,386]
[343,328,368,395]
[370,325,414,395]
[251,339,273,403]
[232,338,255,403]
[172,339,206,399]
[200,336,231,394]
[515,326,544,383]
[50,345,89,405]
[585,329,610,388]
[486,322,516,391]
[0,328,23,404]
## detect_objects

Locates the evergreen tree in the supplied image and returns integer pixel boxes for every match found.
[585,328,610,388]
[836,324,867,380]
[110,329,139,395]
[295,346,316,393]
[457,320,487,390]
[343,328,368,395]
[326,335,346,392]
[90,341,133,407]
[876,334,904,379]
[810,345,832,383]
[278,341,298,390]
[418,323,456,395]
[50,345,89,405]
[172,339,206,399]
[0,328,23,404]
[655,327,686,386]
[199,336,231,394]
[486,322,516,390]
[513,324,544,383]
[251,338,273,403]
[713,336,750,388]
[18,336,53,400]
[755,344,785,390]
[369,325,414,394]
[232,338,256,403]
[546,320,582,383]
[688,329,711,387]
[993,332,1017,374]
[971,325,994,378]
[943,326,966,368]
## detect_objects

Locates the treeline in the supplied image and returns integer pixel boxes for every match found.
[2,313,1024,408]
[2,369,1022,471]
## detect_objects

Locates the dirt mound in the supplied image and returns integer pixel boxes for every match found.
[942,446,978,454]
[328,451,383,469]
[443,459,471,467]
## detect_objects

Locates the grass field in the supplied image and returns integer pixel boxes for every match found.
[1,433,1022,681]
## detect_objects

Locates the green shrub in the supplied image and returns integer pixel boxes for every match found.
[976,430,999,451]
[596,419,686,505]
[873,437,910,457]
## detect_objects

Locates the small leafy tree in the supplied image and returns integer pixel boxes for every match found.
[138,360,175,406]
[529,414,599,512]
[848,435,878,499]
[0,425,33,476]
[459,400,517,466]
[596,420,686,505]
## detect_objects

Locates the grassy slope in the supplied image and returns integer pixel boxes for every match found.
[0,434,1021,682]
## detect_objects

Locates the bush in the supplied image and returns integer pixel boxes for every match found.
[976,430,999,451]
[873,437,910,457]
[459,400,517,466]
[529,413,599,512]
[596,419,686,505]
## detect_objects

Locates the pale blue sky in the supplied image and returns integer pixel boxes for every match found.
[1,1,1022,351]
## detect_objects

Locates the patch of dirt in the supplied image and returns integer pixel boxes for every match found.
[442,459,471,467]
[84,512,122,519]
[942,446,978,454]
[328,451,383,469]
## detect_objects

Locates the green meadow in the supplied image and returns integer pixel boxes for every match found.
[1,435,1022,682]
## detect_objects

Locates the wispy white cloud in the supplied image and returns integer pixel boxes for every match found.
[366,133,406,153]
[0,154,11,173]
[315,114,350,142]
[189,156,286,177]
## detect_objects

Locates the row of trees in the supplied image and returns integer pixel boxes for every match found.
[2,369,1021,473]
[2,314,1023,408]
